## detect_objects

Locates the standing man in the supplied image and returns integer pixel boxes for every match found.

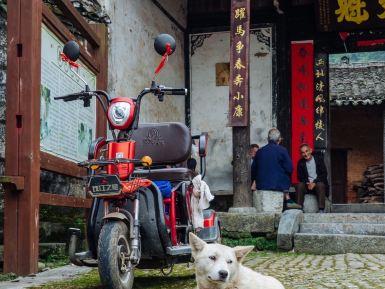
[295,143,328,213]
[252,128,301,209]
[249,144,259,191]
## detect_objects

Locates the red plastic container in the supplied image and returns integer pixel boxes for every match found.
[107,141,135,180]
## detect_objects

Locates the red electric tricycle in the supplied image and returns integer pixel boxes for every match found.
[56,34,221,289]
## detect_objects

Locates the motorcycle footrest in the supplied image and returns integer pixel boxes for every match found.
[166,245,191,256]
[71,251,98,267]
[74,250,94,260]
[69,227,81,237]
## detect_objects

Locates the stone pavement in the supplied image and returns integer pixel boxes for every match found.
[0,265,92,289]
[2,253,385,288]
[246,252,385,289]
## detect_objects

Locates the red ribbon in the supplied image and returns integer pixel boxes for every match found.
[154,43,172,75]
[60,52,80,68]
[339,32,349,42]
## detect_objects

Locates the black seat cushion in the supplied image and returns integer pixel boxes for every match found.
[133,168,194,182]
[131,123,192,165]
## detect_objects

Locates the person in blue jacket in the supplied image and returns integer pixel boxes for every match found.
[251,128,301,209]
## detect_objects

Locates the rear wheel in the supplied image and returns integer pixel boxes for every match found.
[98,221,134,289]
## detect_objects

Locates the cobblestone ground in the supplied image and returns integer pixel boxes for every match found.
[246,252,385,289]
[25,252,385,289]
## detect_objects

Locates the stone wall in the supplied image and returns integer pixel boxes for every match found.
[99,0,187,124]
[190,28,276,193]
[0,0,188,228]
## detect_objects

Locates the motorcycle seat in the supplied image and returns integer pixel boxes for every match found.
[131,122,191,165]
[133,167,194,182]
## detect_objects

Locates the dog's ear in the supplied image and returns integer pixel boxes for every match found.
[234,246,254,263]
[189,232,206,255]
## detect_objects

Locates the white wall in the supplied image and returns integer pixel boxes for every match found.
[190,28,275,193]
[100,0,187,123]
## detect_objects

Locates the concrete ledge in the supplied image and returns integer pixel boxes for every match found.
[0,265,92,289]
[294,233,385,254]
[303,213,385,223]
[277,209,303,251]
[253,190,283,213]
[228,207,257,214]
[303,194,318,213]
[332,203,385,213]
[217,212,279,235]
[300,222,385,235]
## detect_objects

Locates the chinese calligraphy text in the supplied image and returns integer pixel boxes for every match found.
[317,0,385,31]
[229,0,250,127]
[314,53,329,149]
[291,41,315,182]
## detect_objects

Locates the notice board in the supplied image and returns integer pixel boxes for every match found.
[40,24,97,162]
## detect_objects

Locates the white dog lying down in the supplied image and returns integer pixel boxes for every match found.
[189,233,285,289]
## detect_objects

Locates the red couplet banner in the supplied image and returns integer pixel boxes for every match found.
[291,41,314,183]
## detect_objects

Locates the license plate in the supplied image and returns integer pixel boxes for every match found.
[88,175,122,197]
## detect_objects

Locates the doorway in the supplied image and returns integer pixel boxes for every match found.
[329,51,385,204]
[331,149,348,204]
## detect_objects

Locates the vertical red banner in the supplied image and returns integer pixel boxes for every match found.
[291,41,314,183]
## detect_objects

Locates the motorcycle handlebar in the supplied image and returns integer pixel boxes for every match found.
[161,87,188,96]
[54,91,91,102]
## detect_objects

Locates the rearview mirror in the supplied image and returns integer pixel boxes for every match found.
[199,133,208,157]
[63,40,80,62]
[154,34,176,56]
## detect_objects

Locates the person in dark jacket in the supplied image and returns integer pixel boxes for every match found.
[251,128,301,209]
[295,143,328,212]
[249,143,259,191]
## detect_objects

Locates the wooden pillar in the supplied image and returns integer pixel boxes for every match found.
[229,0,251,207]
[4,0,41,275]
[93,23,108,138]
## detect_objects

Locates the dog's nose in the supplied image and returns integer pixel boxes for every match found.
[218,270,228,279]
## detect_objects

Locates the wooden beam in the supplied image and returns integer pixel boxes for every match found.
[4,0,42,275]
[40,192,92,208]
[40,152,86,178]
[230,0,251,207]
[42,4,99,73]
[92,24,108,139]
[54,0,101,48]
[0,176,25,191]
[17,0,42,274]
[4,0,21,274]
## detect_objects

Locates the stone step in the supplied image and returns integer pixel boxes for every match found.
[294,233,385,254]
[303,213,385,224]
[300,222,385,235]
[332,204,385,213]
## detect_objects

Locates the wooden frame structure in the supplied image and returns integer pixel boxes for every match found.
[3,0,107,275]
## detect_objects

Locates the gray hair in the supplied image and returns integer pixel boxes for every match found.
[268,128,281,143]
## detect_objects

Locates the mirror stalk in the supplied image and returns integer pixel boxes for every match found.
[70,66,89,89]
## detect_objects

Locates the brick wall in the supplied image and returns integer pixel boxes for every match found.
[331,105,384,203]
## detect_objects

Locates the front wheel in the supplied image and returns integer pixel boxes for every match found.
[98,221,134,289]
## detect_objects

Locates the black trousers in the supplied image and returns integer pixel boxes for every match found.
[295,182,326,210]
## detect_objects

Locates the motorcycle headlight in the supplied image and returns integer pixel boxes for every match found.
[107,98,135,129]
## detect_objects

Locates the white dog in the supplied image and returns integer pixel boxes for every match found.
[189,233,285,289]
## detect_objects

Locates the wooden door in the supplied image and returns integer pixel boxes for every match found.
[331,149,348,204]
